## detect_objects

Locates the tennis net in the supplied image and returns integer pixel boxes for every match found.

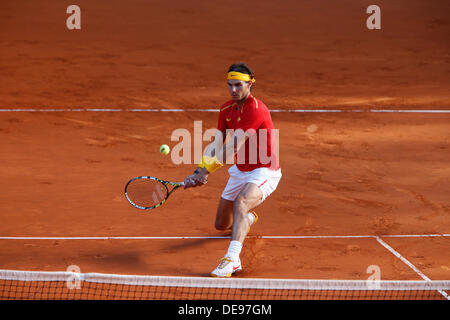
[0,269,449,300]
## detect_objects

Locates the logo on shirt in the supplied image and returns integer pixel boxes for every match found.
[226,118,231,122]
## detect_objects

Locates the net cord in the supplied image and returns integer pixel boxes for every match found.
[1,269,449,291]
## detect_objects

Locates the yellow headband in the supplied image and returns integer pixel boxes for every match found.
[227,71,255,83]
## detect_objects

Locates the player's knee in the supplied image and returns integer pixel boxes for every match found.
[233,194,250,212]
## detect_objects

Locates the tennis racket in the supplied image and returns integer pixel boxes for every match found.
[124,176,184,210]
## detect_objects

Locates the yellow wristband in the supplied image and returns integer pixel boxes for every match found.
[198,155,223,174]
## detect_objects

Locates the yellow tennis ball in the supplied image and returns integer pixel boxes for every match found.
[160,144,170,155]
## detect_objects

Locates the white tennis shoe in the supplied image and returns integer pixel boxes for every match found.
[210,256,242,278]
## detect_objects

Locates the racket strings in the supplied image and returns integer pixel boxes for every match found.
[126,179,167,208]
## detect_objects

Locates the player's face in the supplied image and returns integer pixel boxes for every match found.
[227,80,252,102]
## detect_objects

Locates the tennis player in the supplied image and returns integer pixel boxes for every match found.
[184,63,282,277]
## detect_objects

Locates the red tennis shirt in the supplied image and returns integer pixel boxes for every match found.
[217,94,280,172]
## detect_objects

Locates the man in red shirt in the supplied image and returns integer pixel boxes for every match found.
[184,63,282,277]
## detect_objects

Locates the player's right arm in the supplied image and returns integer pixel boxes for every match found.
[184,103,240,188]
[184,128,249,188]
[183,131,226,188]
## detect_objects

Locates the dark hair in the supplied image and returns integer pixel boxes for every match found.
[227,63,254,80]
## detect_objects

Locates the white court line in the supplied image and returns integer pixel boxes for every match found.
[0,236,230,240]
[0,108,450,113]
[375,236,449,300]
[381,234,447,238]
[2,234,448,297]
[0,234,448,240]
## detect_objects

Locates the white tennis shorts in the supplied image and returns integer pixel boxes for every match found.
[221,165,282,202]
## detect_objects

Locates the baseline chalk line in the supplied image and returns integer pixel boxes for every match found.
[1,108,450,113]
[0,234,448,240]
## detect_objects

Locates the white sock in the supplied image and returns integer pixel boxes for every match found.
[247,212,255,225]
[226,240,242,261]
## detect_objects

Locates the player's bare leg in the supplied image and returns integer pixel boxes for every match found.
[215,195,260,232]
[211,183,263,277]
[214,197,234,231]
[232,183,263,243]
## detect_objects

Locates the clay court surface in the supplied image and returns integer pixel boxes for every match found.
[0,0,449,286]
